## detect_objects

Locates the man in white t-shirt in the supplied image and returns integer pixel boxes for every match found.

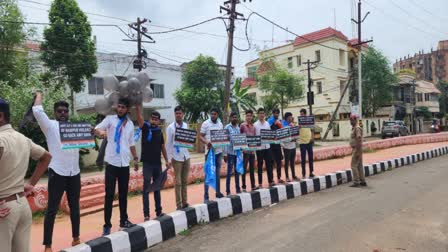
[200,108,224,202]
[254,108,274,188]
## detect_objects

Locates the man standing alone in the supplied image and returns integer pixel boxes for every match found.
[166,106,191,210]
[349,115,367,187]
[32,92,82,251]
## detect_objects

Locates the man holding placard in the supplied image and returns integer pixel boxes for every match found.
[32,92,83,251]
[240,110,256,191]
[254,108,274,188]
[282,112,300,182]
[223,112,241,195]
[299,109,315,179]
[200,108,224,202]
[268,108,285,184]
[166,105,192,210]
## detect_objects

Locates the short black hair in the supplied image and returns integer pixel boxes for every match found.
[300,108,307,114]
[230,111,237,117]
[118,98,130,108]
[174,105,183,113]
[210,107,219,114]
[245,109,253,115]
[284,112,292,119]
[0,98,10,123]
[151,111,161,119]
[257,107,265,113]
[272,108,280,114]
[53,100,69,111]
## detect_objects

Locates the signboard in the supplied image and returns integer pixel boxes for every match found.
[244,135,262,151]
[174,128,197,149]
[298,116,315,128]
[290,126,300,140]
[260,129,277,144]
[351,104,360,118]
[210,129,230,147]
[231,134,247,150]
[276,128,291,143]
[59,122,94,150]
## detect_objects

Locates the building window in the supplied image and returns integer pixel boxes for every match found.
[340,80,346,96]
[350,58,355,69]
[287,57,293,68]
[424,93,430,101]
[88,77,104,95]
[296,55,301,66]
[150,84,164,98]
[316,81,322,94]
[248,66,257,79]
[417,93,423,102]
[339,49,345,65]
[315,50,321,62]
[332,122,340,137]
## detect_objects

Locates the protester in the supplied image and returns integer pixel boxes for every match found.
[135,106,170,220]
[268,108,284,184]
[240,109,256,192]
[166,106,191,210]
[200,108,224,202]
[349,114,367,187]
[94,98,139,235]
[0,98,52,252]
[223,111,241,195]
[254,108,274,188]
[299,109,315,179]
[282,112,299,182]
[32,92,83,251]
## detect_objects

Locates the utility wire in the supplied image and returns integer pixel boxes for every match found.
[148,17,228,35]
[408,0,448,22]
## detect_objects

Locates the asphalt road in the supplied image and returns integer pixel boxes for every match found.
[150,155,448,252]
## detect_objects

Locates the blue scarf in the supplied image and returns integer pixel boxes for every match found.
[134,121,161,142]
[267,115,276,126]
[282,119,290,128]
[114,116,126,154]
[175,122,184,153]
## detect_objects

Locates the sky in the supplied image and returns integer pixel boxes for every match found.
[18,0,448,77]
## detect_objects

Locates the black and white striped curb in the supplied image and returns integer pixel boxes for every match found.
[62,146,448,252]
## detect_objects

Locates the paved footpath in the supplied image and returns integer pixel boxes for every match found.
[30,142,447,251]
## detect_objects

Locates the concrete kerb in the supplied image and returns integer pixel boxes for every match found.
[61,145,448,252]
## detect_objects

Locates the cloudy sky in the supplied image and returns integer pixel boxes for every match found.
[19,0,448,77]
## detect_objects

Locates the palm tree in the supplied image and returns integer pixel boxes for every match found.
[229,77,257,117]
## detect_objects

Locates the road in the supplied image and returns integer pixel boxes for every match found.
[150,155,448,252]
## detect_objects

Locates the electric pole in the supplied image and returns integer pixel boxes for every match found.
[304,59,319,115]
[220,0,251,123]
[351,0,372,119]
[124,18,155,72]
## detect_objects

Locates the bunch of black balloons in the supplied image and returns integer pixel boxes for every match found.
[94,72,153,115]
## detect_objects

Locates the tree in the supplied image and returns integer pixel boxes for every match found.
[228,77,256,118]
[437,81,448,117]
[176,55,223,122]
[0,0,28,86]
[41,0,97,113]
[362,46,397,117]
[257,60,304,117]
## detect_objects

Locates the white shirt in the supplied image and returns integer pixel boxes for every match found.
[95,115,135,167]
[166,121,191,162]
[254,120,271,149]
[32,105,80,176]
[200,119,224,154]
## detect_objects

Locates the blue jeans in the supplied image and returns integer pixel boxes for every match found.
[225,154,241,194]
[142,162,162,217]
[204,152,222,201]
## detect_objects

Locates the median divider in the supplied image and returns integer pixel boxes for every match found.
[61,145,448,252]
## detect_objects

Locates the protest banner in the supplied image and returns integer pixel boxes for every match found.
[260,129,278,144]
[174,128,197,149]
[276,127,291,143]
[231,134,248,150]
[244,135,262,151]
[59,122,94,150]
[298,116,315,128]
[290,126,300,140]
[210,129,230,147]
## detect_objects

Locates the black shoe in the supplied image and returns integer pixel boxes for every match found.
[119,220,135,229]
[216,193,224,198]
[144,216,150,221]
[309,173,315,178]
[156,212,165,217]
[350,184,360,188]
[182,203,190,208]
[102,226,111,236]
[360,182,367,187]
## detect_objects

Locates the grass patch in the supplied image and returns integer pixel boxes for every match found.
[178,229,191,236]
[195,178,202,185]
[363,148,377,153]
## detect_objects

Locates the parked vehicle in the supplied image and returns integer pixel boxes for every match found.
[431,119,441,133]
[381,121,409,139]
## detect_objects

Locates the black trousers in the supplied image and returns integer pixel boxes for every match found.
[242,153,255,189]
[271,145,283,179]
[283,148,297,179]
[43,168,80,246]
[104,164,130,228]
[256,149,273,185]
[142,162,162,217]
